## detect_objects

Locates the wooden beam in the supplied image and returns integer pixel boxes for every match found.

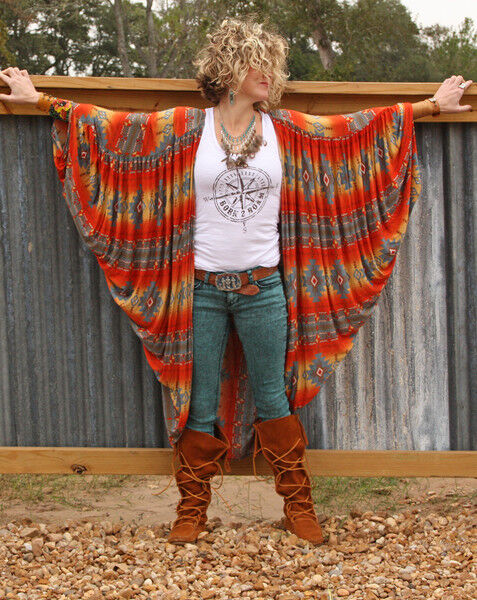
[0,448,475,477]
[0,76,475,122]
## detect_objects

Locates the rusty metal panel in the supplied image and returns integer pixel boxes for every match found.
[0,116,475,450]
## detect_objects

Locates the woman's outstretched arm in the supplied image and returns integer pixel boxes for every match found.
[411,75,473,119]
[0,68,75,143]
[0,67,59,110]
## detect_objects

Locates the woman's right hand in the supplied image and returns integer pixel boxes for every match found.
[0,67,41,105]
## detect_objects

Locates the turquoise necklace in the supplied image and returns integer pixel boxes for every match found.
[220,113,255,151]
[217,106,265,169]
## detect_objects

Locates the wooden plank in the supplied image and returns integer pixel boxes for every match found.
[0,448,475,477]
[8,76,476,95]
[0,76,475,121]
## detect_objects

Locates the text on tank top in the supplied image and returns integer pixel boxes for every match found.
[193,106,283,272]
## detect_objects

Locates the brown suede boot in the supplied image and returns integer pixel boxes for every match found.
[252,413,324,545]
[154,423,232,544]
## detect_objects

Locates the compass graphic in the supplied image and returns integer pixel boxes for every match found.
[207,166,274,233]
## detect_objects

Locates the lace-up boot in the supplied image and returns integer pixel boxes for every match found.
[252,414,324,545]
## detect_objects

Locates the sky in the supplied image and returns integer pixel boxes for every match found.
[399,0,476,29]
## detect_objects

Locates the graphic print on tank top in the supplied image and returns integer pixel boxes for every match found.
[193,106,282,272]
[203,165,274,233]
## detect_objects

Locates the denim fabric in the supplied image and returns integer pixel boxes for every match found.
[187,267,292,435]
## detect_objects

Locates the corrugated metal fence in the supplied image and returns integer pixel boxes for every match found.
[0,115,475,451]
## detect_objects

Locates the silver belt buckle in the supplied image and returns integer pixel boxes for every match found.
[215,272,242,291]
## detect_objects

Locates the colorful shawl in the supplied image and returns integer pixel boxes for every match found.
[38,93,421,460]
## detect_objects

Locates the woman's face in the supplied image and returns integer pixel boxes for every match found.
[237,66,270,103]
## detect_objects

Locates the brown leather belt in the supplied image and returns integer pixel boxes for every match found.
[194,265,278,295]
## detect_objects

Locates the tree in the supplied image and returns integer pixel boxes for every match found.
[421,17,477,81]
[327,0,430,81]
[111,0,132,77]
[1,0,114,76]
[0,0,474,83]
[145,0,158,76]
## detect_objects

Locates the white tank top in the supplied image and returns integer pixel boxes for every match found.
[193,106,282,272]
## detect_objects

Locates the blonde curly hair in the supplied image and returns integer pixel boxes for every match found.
[193,15,290,112]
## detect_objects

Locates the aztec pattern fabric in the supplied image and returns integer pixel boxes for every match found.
[38,93,421,460]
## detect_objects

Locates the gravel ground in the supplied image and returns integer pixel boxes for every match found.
[0,499,475,600]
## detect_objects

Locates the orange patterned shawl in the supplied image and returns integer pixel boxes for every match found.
[45,98,421,460]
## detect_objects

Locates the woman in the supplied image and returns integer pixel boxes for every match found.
[0,16,472,547]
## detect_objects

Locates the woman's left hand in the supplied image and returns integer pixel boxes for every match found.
[433,75,473,113]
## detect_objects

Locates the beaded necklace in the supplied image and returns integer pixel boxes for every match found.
[217,105,266,169]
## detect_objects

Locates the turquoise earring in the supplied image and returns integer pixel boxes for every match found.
[229,89,235,105]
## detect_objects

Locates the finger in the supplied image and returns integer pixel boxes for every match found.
[455,74,464,83]
[0,93,12,101]
[456,80,473,95]
[456,104,472,112]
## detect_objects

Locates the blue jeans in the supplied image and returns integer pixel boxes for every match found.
[187,267,291,436]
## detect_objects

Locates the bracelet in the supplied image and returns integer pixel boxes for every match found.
[36,91,50,111]
[426,97,440,117]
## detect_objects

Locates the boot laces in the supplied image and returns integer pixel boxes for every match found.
[252,430,319,524]
[153,440,234,525]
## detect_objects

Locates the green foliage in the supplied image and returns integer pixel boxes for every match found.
[0,0,475,82]
[1,0,112,75]
[0,0,154,76]
[421,17,477,80]
[0,13,14,66]
[326,0,430,81]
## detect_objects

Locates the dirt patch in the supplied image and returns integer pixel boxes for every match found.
[0,474,475,527]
